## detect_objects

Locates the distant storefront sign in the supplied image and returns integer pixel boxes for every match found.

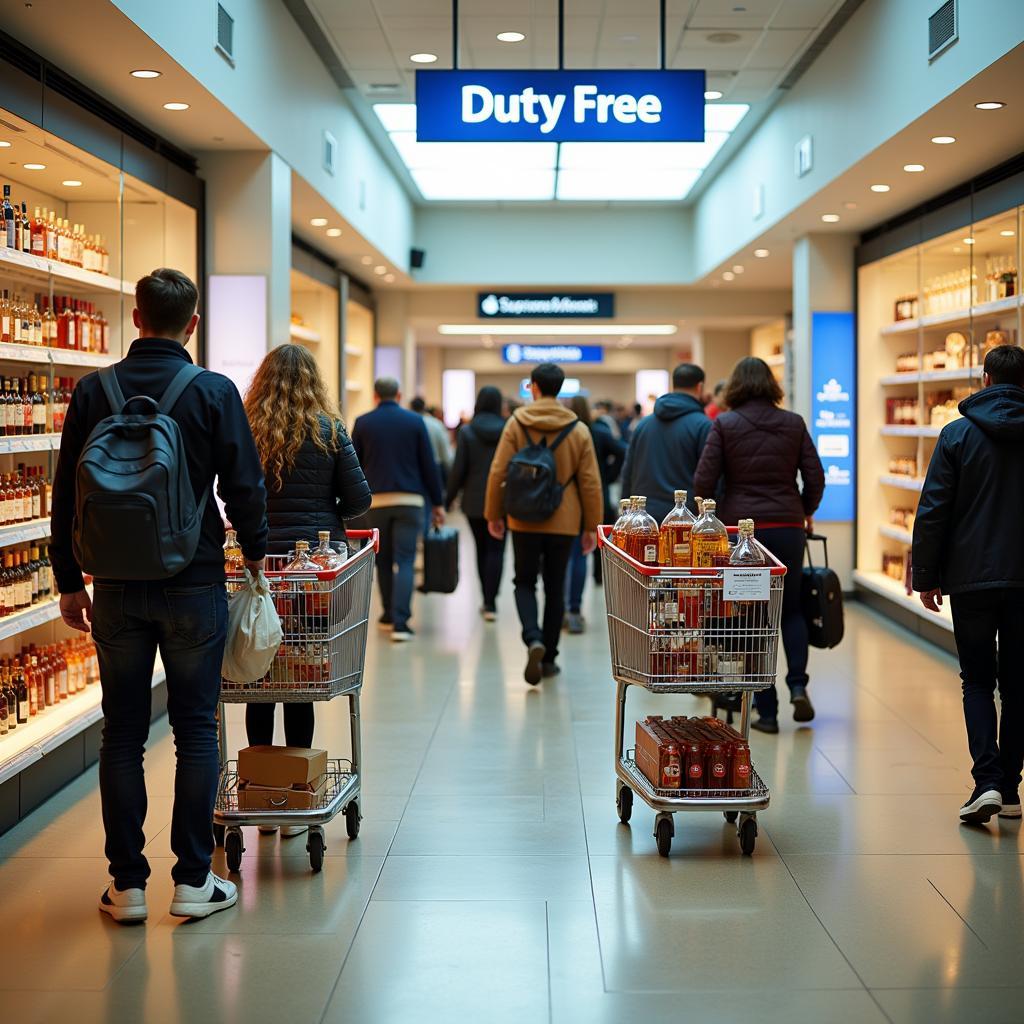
[479,292,614,319]
[503,344,603,365]
[417,70,705,143]
[810,311,855,522]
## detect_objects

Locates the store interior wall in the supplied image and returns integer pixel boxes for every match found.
[694,329,753,393]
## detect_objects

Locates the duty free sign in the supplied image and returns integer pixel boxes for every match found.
[416,70,706,143]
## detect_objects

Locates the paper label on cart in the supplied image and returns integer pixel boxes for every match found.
[722,569,770,601]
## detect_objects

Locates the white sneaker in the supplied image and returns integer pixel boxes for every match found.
[98,882,147,924]
[959,787,1002,825]
[169,872,238,919]
[280,824,309,837]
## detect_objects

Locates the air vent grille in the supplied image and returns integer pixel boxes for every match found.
[217,4,234,60]
[928,0,957,60]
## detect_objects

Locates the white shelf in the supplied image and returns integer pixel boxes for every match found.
[0,594,68,642]
[0,245,130,296]
[765,353,785,367]
[52,349,115,368]
[0,433,60,454]
[879,475,924,492]
[0,517,50,548]
[879,524,913,544]
[880,425,941,438]
[0,343,114,368]
[879,295,1021,335]
[345,345,365,358]
[853,569,953,633]
[290,324,321,344]
[345,380,363,392]
[0,659,166,786]
[880,318,921,336]
[879,366,982,385]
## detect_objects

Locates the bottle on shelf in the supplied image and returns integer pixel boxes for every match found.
[658,489,696,567]
[45,210,57,260]
[0,290,10,344]
[691,499,730,568]
[19,203,30,254]
[625,496,660,566]
[2,185,14,248]
[30,207,45,257]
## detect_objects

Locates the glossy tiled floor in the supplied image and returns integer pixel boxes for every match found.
[2,528,1023,1024]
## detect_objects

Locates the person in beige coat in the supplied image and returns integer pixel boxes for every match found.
[485,363,603,684]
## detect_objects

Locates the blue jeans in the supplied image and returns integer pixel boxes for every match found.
[359,506,422,630]
[565,535,587,613]
[92,581,228,890]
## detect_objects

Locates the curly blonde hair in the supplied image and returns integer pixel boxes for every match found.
[244,344,342,490]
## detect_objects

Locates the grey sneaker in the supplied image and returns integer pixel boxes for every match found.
[567,612,585,634]
[790,685,815,723]
[524,641,546,685]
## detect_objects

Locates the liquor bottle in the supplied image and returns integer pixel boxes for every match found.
[28,545,39,603]
[0,681,7,737]
[30,207,44,256]
[41,297,56,349]
[312,530,345,568]
[38,543,51,597]
[79,300,91,352]
[285,541,317,571]
[691,499,729,568]
[15,662,28,725]
[609,497,632,549]
[625,497,660,566]
[729,519,766,567]
[223,528,243,573]
[45,211,57,260]
[0,290,10,343]
[19,203,30,253]
[21,378,32,437]
[12,199,22,252]
[2,185,14,248]
[4,670,18,732]
[658,490,696,567]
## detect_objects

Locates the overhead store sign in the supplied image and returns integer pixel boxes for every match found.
[417,70,705,142]
[811,312,855,522]
[503,344,603,365]
[479,292,614,319]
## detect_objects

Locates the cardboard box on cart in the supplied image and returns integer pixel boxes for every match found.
[238,745,328,788]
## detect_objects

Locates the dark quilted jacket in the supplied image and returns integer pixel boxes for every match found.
[693,400,825,526]
[445,411,506,519]
[265,417,371,554]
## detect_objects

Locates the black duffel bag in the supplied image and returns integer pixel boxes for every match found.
[422,526,460,594]
[802,534,844,649]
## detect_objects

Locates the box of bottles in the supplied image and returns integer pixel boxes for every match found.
[636,715,752,793]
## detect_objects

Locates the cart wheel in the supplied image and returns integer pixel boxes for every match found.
[308,829,325,872]
[213,823,225,847]
[723,811,739,824]
[655,814,674,857]
[739,816,757,856]
[345,800,361,840]
[616,785,633,824]
[225,829,243,873]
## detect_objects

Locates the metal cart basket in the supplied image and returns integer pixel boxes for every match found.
[598,524,786,857]
[214,529,378,873]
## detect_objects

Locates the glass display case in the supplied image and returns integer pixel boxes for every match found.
[344,298,375,421]
[290,267,340,403]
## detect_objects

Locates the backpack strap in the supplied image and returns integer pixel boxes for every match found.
[98,366,128,415]
[159,363,206,414]
[512,412,535,447]
[548,418,579,453]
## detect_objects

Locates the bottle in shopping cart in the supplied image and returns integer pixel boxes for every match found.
[610,497,633,549]
[312,530,347,569]
[658,489,696,566]
[691,499,729,568]
[625,496,660,566]
[727,518,768,667]
[729,519,765,567]
[223,528,243,574]
[284,540,317,572]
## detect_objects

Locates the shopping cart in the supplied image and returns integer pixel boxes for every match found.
[598,525,785,857]
[213,529,378,873]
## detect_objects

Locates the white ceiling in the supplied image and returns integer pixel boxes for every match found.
[309,0,844,104]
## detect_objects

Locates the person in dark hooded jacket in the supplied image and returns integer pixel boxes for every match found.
[446,386,507,619]
[913,344,1024,826]
[620,364,712,523]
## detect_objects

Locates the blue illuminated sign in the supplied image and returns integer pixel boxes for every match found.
[503,344,603,365]
[810,312,855,522]
[416,70,705,143]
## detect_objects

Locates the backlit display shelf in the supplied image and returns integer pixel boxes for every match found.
[0,343,115,368]
[880,425,942,438]
[879,475,925,492]
[0,517,50,548]
[0,244,132,296]
[879,524,913,545]
[852,570,953,633]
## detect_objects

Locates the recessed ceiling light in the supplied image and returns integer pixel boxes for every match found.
[843,201,859,210]
[326,227,342,237]
[23,163,45,170]
[310,217,328,227]
[163,102,189,111]
[870,184,890,192]
[410,53,437,64]
[722,271,735,281]
[1000,230,1016,237]
[0,141,10,148]
[496,31,525,43]
[707,32,742,44]
[360,256,373,265]
[704,90,723,100]
[620,34,638,43]
[384,273,396,283]
[975,101,1005,110]
[821,213,840,223]
[131,69,161,78]
[903,163,925,172]
[931,135,955,144]
[374,265,387,275]
[753,248,769,258]
[61,180,83,187]
[732,265,744,274]
[963,237,975,245]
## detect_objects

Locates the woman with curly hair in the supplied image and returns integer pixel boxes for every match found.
[242,344,371,834]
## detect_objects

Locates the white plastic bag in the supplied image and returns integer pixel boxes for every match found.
[222,569,283,683]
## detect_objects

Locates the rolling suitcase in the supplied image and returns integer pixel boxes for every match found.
[422,526,460,594]
[802,533,844,648]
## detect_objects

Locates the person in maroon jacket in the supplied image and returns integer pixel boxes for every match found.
[693,357,825,734]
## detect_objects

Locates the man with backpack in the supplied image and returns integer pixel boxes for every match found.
[50,268,268,923]
[484,363,602,684]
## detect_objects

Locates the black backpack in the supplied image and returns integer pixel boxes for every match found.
[504,416,578,523]
[73,363,209,580]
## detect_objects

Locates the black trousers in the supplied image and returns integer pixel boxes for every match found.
[512,531,575,664]
[245,702,315,748]
[467,515,506,610]
[950,588,1024,792]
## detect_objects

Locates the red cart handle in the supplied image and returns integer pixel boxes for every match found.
[597,524,786,575]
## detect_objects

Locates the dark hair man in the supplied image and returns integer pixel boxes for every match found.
[410,394,452,506]
[50,268,268,923]
[913,345,1024,825]
[484,363,603,684]
[351,377,445,641]
[620,363,712,522]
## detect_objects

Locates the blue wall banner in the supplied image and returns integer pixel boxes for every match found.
[810,311,855,522]
[479,292,614,319]
[503,344,603,365]
[416,70,705,143]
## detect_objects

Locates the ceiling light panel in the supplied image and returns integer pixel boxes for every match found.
[557,167,703,201]
[558,136,729,171]
[374,103,417,133]
[411,167,556,201]
[704,104,749,133]
[390,134,557,172]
